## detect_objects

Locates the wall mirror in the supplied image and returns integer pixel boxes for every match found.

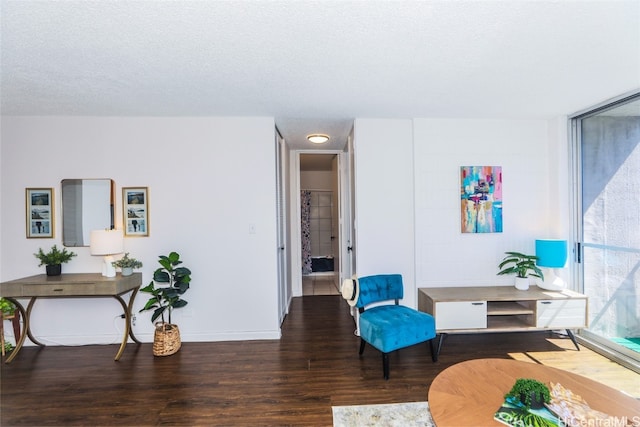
[61,179,114,247]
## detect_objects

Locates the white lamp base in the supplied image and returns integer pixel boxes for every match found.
[102,255,116,277]
[537,269,566,291]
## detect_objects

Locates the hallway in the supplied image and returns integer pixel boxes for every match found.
[302,275,340,296]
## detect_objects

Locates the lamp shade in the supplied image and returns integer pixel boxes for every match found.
[535,239,567,268]
[90,229,124,255]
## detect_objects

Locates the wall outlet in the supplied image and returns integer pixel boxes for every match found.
[121,312,137,326]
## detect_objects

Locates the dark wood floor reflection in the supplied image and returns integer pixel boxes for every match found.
[2,295,638,426]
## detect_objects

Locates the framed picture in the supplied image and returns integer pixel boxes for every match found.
[460,166,502,233]
[123,187,149,236]
[26,188,54,238]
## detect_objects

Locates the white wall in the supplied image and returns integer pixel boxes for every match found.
[0,116,281,345]
[300,171,333,190]
[413,118,556,288]
[353,119,417,307]
[351,118,569,310]
[1,115,571,344]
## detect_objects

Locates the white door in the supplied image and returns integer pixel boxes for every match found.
[275,130,288,323]
[340,132,357,286]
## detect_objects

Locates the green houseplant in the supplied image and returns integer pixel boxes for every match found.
[0,298,17,354]
[0,298,16,317]
[139,252,191,356]
[497,251,544,290]
[34,245,77,276]
[505,378,551,410]
[111,253,143,276]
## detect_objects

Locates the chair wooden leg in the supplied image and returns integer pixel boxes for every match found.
[382,353,389,380]
[359,338,366,355]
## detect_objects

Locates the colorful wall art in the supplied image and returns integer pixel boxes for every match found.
[460,166,502,233]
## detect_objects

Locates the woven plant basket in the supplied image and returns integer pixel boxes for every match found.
[153,322,181,356]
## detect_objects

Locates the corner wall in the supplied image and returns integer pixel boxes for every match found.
[0,116,281,344]
[352,118,566,308]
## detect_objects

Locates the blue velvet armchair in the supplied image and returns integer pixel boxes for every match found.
[346,274,438,379]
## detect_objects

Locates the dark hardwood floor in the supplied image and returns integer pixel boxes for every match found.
[2,295,638,426]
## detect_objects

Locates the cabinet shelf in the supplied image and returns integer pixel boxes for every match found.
[487,301,534,316]
[488,315,535,330]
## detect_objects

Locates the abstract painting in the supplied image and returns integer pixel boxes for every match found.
[460,166,502,233]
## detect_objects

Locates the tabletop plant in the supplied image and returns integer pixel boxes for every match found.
[34,245,77,266]
[504,378,551,410]
[139,251,191,325]
[34,245,77,276]
[112,253,143,269]
[111,253,143,276]
[497,252,544,280]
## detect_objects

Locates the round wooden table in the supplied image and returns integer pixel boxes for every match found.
[428,358,640,426]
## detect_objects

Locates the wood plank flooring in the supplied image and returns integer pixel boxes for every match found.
[2,295,638,426]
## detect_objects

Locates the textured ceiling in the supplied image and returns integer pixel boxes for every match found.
[1,0,639,150]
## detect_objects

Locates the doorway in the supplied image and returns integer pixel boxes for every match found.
[299,154,340,296]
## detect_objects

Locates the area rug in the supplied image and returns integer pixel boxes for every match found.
[332,401,434,427]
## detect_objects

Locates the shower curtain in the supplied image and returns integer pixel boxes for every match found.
[301,190,312,275]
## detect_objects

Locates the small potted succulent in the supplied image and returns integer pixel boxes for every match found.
[111,253,143,276]
[34,245,77,276]
[497,251,544,291]
[505,378,551,410]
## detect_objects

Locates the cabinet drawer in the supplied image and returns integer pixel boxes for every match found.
[22,283,95,296]
[436,301,487,330]
[537,299,587,328]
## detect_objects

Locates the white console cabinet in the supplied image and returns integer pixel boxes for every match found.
[418,286,588,355]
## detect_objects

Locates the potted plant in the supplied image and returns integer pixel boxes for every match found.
[111,253,143,276]
[0,298,16,355]
[139,251,191,356]
[505,378,551,410]
[34,245,77,276]
[497,251,544,291]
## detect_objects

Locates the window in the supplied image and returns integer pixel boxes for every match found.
[571,92,640,371]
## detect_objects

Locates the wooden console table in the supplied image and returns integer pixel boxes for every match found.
[428,358,640,426]
[418,286,588,356]
[0,273,142,363]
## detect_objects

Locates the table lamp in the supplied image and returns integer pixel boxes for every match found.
[535,239,567,291]
[90,229,124,277]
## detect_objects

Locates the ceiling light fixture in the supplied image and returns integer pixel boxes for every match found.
[307,134,330,144]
